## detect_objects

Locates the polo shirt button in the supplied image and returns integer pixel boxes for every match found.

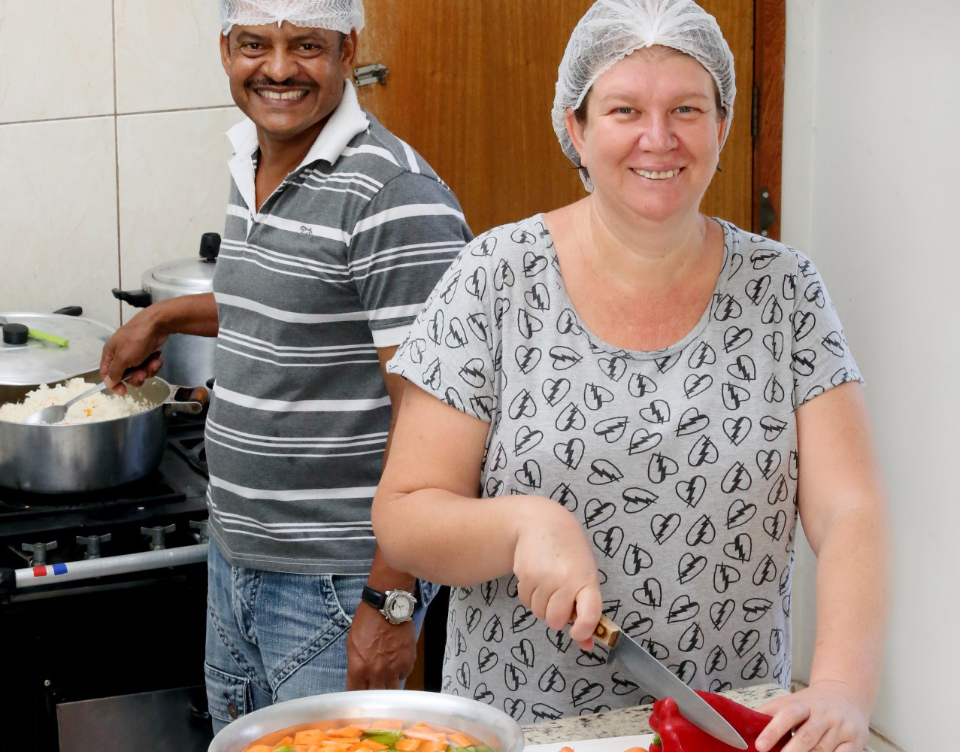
[227,700,239,719]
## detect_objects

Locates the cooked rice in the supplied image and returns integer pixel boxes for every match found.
[0,378,150,424]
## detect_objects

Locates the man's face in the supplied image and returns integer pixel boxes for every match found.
[220,23,357,142]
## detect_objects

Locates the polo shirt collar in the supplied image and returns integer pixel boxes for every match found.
[226,80,369,212]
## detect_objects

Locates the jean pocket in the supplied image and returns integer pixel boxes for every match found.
[204,662,251,725]
[325,574,365,626]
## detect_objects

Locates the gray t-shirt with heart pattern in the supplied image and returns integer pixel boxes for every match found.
[388,215,862,722]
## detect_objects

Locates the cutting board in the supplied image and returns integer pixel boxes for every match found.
[525,734,657,752]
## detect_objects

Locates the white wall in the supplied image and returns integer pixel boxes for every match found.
[782,1,960,750]
[0,0,242,327]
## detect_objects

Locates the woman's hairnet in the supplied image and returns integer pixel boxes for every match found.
[220,0,365,35]
[552,0,736,177]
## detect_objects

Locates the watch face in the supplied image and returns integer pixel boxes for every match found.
[384,592,415,623]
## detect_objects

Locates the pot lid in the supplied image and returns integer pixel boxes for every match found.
[0,313,115,386]
[148,257,216,291]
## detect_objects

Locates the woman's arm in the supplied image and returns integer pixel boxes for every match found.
[756,381,891,752]
[372,381,603,645]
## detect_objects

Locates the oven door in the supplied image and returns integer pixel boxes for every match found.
[57,686,211,752]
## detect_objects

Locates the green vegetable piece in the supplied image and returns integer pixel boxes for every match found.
[274,747,295,752]
[473,745,493,752]
[650,734,662,747]
[363,732,404,746]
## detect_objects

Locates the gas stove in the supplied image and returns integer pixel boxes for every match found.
[0,419,214,752]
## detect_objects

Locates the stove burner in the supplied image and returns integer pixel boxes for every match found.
[168,414,208,476]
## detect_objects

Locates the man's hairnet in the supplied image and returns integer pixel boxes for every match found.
[220,0,365,35]
[552,0,736,176]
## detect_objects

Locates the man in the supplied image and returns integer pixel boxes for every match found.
[100,0,471,732]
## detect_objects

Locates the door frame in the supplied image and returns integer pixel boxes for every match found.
[753,0,785,240]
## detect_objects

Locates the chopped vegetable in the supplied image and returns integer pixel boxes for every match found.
[649,692,786,752]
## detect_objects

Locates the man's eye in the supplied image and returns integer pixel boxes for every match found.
[240,42,262,51]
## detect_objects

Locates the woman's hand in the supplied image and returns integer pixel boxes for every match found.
[755,680,871,752]
[513,499,602,651]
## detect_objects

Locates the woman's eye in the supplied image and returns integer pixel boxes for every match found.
[676,106,698,114]
[615,107,634,115]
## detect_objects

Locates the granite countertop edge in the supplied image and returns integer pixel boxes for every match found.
[521,683,787,744]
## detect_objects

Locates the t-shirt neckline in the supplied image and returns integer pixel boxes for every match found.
[532,212,732,361]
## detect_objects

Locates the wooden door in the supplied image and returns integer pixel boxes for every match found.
[355,1,756,236]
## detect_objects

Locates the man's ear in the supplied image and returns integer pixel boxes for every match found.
[341,29,359,78]
[219,30,232,76]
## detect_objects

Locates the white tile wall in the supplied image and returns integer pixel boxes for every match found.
[0,118,119,326]
[117,106,243,320]
[0,1,237,333]
[0,0,115,123]
[114,0,233,114]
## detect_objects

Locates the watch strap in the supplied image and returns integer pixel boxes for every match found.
[361,584,387,610]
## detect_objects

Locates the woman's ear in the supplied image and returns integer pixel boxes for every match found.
[565,107,588,169]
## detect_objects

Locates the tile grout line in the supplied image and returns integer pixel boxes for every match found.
[112,0,122,325]
[0,104,237,129]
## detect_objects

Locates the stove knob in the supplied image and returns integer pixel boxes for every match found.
[140,524,176,551]
[21,541,57,566]
[76,533,112,560]
[189,519,209,543]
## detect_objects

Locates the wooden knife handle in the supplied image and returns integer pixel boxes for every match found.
[593,614,622,648]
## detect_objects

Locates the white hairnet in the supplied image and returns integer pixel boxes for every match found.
[552,0,736,180]
[220,0,365,35]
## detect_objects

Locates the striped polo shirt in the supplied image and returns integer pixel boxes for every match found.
[206,82,472,574]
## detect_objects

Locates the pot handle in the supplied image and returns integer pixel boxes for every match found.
[112,288,152,308]
[163,385,209,415]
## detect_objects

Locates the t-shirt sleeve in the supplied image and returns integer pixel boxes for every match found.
[789,250,864,408]
[387,234,501,423]
[347,172,474,348]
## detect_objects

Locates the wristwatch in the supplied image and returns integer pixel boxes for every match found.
[361,584,417,625]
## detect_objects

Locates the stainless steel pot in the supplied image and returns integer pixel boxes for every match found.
[113,233,220,387]
[207,690,525,752]
[0,377,207,493]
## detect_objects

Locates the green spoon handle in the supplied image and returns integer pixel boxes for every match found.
[27,328,70,347]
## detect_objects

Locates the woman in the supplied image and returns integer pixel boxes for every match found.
[374,2,889,750]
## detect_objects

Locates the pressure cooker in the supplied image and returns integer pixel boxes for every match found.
[112,233,220,387]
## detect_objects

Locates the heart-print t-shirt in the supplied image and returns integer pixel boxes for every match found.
[388,215,862,722]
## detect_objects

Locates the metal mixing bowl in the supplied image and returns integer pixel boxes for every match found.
[208,690,526,752]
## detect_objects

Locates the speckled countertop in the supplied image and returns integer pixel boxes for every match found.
[521,683,787,744]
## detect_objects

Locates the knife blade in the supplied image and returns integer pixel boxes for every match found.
[592,614,747,750]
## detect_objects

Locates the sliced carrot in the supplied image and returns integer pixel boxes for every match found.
[416,740,448,752]
[403,727,446,743]
[369,720,405,730]
[327,728,365,739]
[273,738,295,750]
[395,739,421,752]
[623,748,647,752]
[558,747,574,752]
[247,746,273,752]
[296,731,328,744]
[358,741,389,751]
[448,734,473,748]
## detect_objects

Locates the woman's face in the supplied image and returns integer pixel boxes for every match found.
[566,47,725,225]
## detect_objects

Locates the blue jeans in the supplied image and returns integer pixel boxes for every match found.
[204,543,436,735]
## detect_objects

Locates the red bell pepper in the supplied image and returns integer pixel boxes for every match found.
[649,691,787,752]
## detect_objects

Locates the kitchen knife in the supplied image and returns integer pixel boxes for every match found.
[592,614,747,750]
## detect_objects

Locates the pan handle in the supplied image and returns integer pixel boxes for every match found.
[163,385,209,415]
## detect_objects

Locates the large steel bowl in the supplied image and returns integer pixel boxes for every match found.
[208,690,525,752]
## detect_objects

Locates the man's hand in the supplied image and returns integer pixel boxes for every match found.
[755,680,871,752]
[100,309,168,395]
[345,602,417,690]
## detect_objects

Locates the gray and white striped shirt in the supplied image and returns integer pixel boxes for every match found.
[207,83,472,574]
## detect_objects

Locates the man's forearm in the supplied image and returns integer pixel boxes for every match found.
[145,293,220,338]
